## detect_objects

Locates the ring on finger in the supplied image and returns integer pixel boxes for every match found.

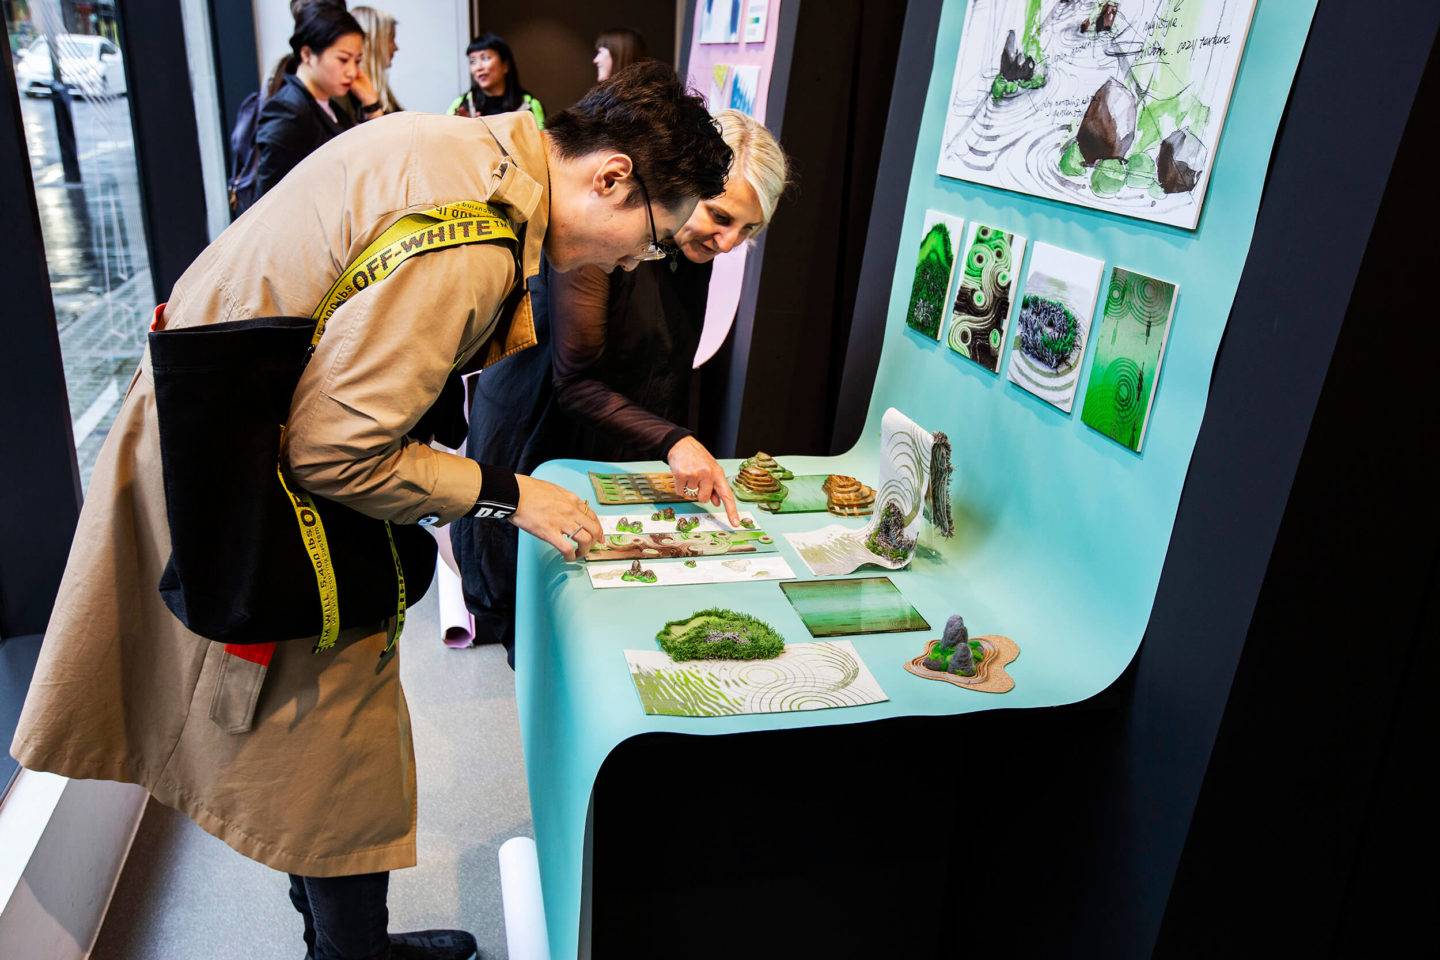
[568,523,583,539]
[683,485,700,498]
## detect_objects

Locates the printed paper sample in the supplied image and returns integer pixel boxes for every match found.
[1006,242,1105,412]
[744,0,769,42]
[936,0,1258,229]
[625,640,888,717]
[699,0,741,44]
[708,63,733,110]
[1080,266,1178,452]
[904,210,965,341]
[729,64,760,116]
[946,222,1026,373]
[587,555,796,589]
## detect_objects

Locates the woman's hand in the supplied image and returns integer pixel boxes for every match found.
[352,68,380,116]
[667,436,740,526]
[509,474,602,561]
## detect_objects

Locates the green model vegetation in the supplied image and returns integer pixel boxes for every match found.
[656,608,786,661]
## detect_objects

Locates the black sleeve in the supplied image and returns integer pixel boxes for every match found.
[255,94,312,197]
[550,265,693,458]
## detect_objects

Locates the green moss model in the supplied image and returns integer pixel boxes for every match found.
[616,517,644,534]
[676,515,700,534]
[656,608,786,661]
[650,507,677,522]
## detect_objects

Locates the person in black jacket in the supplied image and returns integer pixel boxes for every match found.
[255,5,383,201]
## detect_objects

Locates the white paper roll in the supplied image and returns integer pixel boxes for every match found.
[436,559,475,648]
[498,836,550,960]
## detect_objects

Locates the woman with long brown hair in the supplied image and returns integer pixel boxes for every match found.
[593,26,647,81]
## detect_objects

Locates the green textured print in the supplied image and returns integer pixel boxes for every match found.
[1080,268,1178,452]
[905,221,957,339]
[947,225,1021,373]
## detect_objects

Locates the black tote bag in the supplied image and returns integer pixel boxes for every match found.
[150,316,437,645]
[149,200,518,647]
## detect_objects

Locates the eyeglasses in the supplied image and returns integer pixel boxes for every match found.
[630,171,671,262]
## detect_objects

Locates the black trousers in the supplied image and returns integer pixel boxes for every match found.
[288,871,390,960]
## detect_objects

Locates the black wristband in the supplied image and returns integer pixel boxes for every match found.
[470,464,520,521]
[361,100,383,114]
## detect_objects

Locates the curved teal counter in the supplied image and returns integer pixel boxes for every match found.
[514,1,1316,954]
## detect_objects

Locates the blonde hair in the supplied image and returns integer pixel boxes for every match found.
[351,6,402,113]
[715,109,789,230]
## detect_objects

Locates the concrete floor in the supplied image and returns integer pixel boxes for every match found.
[89,588,532,959]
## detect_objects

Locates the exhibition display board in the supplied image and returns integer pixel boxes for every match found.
[514,1,1318,954]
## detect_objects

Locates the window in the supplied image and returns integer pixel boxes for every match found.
[6,2,151,489]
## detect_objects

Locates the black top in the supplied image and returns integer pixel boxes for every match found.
[451,252,713,653]
[255,74,355,198]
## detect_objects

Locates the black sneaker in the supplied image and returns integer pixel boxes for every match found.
[387,929,479,960]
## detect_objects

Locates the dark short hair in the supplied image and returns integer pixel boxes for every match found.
[287,5,363,71]
[546,61,730,209]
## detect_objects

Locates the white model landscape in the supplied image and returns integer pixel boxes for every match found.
[787,409,936,577]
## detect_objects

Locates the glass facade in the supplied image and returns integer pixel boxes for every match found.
[6,0,152,489]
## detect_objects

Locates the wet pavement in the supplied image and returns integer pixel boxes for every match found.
[19,89,153,489]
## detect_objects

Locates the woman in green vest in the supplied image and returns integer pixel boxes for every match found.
[447,32,544,128]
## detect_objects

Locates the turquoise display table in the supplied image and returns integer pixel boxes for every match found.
[514,1,1316,953]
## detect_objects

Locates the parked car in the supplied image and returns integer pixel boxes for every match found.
[15,34,128,99]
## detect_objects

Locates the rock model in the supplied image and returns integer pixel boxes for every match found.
[676,515,700,534]
[650,506,677,522]
[656,608,786,661]
[616,517,643,534]
[922,615,985,677]
[621,560,657,584]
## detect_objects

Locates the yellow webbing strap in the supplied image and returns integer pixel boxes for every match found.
[279,203,517,656]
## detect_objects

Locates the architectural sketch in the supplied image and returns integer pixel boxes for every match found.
[1006,241,1105,411]
[625,641,888,717]
[905,210,965,340]
[1080,266,1178,451]
[946,222,1027,372]
[937,0,1257,229]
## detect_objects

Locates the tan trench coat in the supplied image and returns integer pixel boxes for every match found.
[10,111,547,877]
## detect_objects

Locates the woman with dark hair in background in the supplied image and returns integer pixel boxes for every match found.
[593,26,647,81]
[255,4,385,199]
[448,32,544,128]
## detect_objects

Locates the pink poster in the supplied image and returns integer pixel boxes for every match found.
[685,0,782,368]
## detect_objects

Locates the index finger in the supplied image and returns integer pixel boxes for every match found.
[715,473,741,527]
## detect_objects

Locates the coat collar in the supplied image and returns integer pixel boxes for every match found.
[471,112,548,369]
